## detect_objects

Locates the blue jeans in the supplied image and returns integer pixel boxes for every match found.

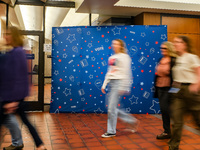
[3,114,23,146]
[107,80,137,134]
[16,101,43,147]
[0,101,43,147]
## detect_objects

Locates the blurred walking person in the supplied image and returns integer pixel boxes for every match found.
[154,41,176,139]
[0,36,24,150]
[0,26,46,150]
[101,39,139,138]
[169,36,200,150]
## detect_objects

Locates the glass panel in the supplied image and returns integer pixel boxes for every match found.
[24,35,39,102]
[44,78,51,104]
[9,5,43,31]
[44,51,51,104]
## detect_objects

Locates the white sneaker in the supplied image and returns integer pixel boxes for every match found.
[123,128,137,133]
[101,132,116,138]
[124,120,140,133]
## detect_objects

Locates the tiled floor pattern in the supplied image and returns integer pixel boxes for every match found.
[1,113,200,150]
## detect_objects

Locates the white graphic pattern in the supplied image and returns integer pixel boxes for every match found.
[129,95,139,105]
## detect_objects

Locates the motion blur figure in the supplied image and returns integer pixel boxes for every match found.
[154,41,176,140]
[0,37,24,150]
[101,39,139,138]
[0,26,46,150]
[168,36,200,150]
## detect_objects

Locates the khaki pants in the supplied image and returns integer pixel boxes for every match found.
[169,84,200,150]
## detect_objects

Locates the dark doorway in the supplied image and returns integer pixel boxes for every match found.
[21,31,44,111]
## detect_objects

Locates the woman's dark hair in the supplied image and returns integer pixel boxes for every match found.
[177,35,193,53]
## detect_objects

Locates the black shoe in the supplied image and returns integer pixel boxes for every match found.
[156,132,171,139]
[169,145,179,150]
[3,144,24,150]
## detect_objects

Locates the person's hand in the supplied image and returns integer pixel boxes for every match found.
[101,88,106,94]
[189,83,199,94]
[3,102,19,114]
[119,90,130,95]
[119,90,125,95]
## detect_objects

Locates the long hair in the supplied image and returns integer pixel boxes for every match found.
[114,39,127,54]
[8,26,24,47]
[177,35,193,54]
[162,41,177,57]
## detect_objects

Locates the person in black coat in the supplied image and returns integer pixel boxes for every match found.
[154,41,176,139]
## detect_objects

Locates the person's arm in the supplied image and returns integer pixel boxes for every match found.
[189,66,200,93]
[101,72,110,94]
[101,58,111,94]
[3,102,19,114]
[189,55,200,93]
[156,58,171,76]
[119,56,132,95]
[196,66,200,88]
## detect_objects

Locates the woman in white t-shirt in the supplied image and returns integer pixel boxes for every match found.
[101,39,139,138]
[169,36,200,150]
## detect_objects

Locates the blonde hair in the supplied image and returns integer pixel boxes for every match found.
[8,26,24,47]
[114,39,127,54]
[162,41,177,57]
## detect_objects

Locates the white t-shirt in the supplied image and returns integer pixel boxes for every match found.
[102,53,132,91]
[172,53,200,83]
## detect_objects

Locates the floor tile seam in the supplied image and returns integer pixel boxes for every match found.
[152,114,200,136]
[109,115,151,148]
[73,113,108,150]
[16,114,38,150]
[44,113,55,150]
[117,115,166,149]
[0,130,6,147]
[83,113,120,149]
[0,127,9,140]
[64,113,89,150]
[86,113,143,150]
[53,113,73,150]
[115,117,156,147]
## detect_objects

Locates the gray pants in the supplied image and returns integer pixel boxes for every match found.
[107,79,137,134]
[3,114,23,146]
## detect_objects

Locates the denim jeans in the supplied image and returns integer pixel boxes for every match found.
[0,101,43,147]
[3,114,23,146]
[107,79,137,134]
[16,101,43,147]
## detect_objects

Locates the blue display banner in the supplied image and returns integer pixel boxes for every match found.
[26,54,35,59]
[50,25,167,114]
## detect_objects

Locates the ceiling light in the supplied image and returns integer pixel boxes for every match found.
[150,0,200,5]
[115,0,200,12]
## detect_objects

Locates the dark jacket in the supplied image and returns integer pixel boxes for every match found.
[0,47,29,102]
[154,57,176,98]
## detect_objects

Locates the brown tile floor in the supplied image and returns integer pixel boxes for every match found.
[1,113,200,150]
[25,84,51,104]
